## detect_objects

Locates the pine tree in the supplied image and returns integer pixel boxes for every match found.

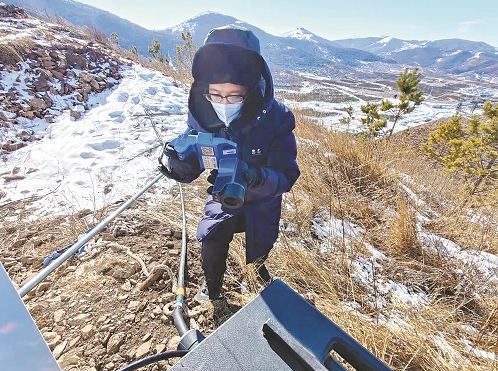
[339,105,354,130]
[359,68,424,138]
[384,68,424,137]
[148,39,167,63]
[174,32,197,80]
[110,32,119,45]
[422,101,498,195]
[360,103,387,138]
[130,46,138,57]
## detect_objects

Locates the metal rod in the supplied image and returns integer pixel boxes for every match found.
[173,183,189,336]
[18,173,164,297]
[177,184,187,290]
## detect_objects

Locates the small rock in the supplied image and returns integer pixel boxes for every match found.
[81,324,94,340]
[3,173,26,182]
[51,70,64,80]
[161,293,176,303]
[89,78,99,90]
[155,343,166,353]
[69,336,80,348]
[59,353,80,368]
[42,331,58,342]
[128,300,140,311]
[166,336,180,351]
[142,332,152,342]
[53,340,67,359]
[69,313,91,326]
[36,281,51,293]
[70,110,82,120]
[189,318,199,330]
[45,333,61,350]
[106,332,126,354]
[2,142,26,152]
[53,309,65,323]
[135,340,151,358]
[66,52,87,69]
[29,97,47,110]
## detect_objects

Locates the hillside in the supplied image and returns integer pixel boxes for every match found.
[0,4,124,154]
[0,4,497,371]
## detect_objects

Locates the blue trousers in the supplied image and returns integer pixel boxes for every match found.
[201,212,263,281]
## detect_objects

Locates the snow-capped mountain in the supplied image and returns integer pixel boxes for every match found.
[158,12,388,73]
[335,36,498,77]
[335,36,424,54]
[280,27,339,46]
[5,0,498,79]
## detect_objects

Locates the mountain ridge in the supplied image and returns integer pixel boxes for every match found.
[4,1,498,78]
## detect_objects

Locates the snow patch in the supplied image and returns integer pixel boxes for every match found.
[0,63,189,219]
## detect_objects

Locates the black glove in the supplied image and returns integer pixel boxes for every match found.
[241,161,261,187]
[158,142,202,183]
[243,165,261,187]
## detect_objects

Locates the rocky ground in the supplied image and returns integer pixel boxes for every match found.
[0,194,247,370]
[0,4,125,153]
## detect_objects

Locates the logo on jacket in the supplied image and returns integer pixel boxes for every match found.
[251,148,262,156]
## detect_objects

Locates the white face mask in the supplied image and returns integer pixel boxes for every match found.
[211,101,244,126]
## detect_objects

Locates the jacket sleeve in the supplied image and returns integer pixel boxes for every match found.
[245,110,300,200]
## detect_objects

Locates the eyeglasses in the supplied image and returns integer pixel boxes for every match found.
[203,93,245,104]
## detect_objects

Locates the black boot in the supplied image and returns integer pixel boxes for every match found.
[194,277,223,303]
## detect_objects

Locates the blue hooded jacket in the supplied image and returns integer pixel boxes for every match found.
[179,26,300,262]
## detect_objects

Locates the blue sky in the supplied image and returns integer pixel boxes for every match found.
[78,0,498,46]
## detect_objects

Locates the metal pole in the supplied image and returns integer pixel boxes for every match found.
[173,183,189,336]
[177,184,187,290]
[18,173,164,297]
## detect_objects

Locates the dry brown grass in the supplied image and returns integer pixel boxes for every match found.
[388,196,422,258]
[269,246,496,370]
[390,127,498,255]
[245,109,498,370]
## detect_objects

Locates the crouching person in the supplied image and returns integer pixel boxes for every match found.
[159,26,300,302]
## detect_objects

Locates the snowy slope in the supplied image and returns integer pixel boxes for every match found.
[0,64,189,219]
